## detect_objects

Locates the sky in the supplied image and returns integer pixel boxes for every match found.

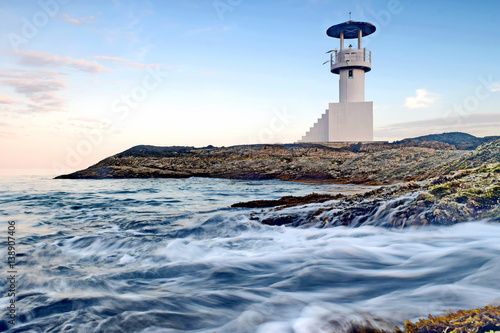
[0,0,499,173]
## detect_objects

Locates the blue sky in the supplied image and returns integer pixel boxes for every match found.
[0,0,499,171]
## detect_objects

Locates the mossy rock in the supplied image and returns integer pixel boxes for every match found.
[485,185,500,203]
[454,189,485,204]
[429,181,461,198]
[416,193,436,205]
[427,200,475,225]
[396,305,500,333]
[455,186,500,207]
[477,163,500,174]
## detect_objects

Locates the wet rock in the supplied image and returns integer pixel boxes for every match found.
[231,193,344,208]
[247,160,500,228]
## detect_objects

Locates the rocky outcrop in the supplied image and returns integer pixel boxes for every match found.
[244,162,499,228]
[231,193,345,208]
[55,133,497,183]
[235,140,499,228]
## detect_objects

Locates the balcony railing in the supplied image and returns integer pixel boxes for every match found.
[331,48,371,65]
[330,48,372,73]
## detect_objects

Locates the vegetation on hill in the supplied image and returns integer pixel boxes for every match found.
[393,132,499,150]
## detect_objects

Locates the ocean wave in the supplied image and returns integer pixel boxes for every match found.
[1,177,499,332]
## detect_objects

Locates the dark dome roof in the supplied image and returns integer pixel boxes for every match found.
[326,20,376,39]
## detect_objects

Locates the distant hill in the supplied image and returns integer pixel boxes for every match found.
[392,132,500,150]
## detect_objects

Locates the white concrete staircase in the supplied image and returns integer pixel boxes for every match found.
[299,110,329,142]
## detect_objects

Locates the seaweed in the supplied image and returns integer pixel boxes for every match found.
[343,306,500,333]
[395,305,500,333]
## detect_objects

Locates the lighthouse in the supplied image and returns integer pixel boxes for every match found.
[300,20,376,142]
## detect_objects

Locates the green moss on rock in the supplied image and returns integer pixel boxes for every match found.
[429,181,461,198]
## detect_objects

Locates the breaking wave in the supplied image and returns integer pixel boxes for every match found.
[0,175,499,332]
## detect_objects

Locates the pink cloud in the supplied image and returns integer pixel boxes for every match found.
[92,55,156,69]
[71,58,112,74]
[63,13,81,24]
[68,117,112,127]
[0,70,66,80]
[0,95,21,104]
[0,71,68,112]
[6,79,67,94]
[63,13,95,25]
[0,130,16,138]
[128,62,156,68]
[17,51,112,74]
[93,55,130,62]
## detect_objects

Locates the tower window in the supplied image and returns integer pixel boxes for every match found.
[348,70,353,79]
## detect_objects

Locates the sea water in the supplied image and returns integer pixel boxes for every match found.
[0,175,499,332]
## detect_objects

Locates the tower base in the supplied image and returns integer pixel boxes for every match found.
[300,102,373,142]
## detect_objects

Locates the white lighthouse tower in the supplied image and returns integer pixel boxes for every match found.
[300,20,376,142]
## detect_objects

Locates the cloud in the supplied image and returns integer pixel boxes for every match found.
[375,113,500,140]
[0,130,17,138]
[0,95,22,104]
[0,70,65,80]
[17,51,112,74]
[63,13,82,24]
[71,59,112,73]
[93,55,156,68]
[404,89,438,109]
[6,79,67,95]
[489,82,500,92]
[63,13,95,25]
[68,117,114,129]
[50,117,120,136]
[0,71,68,112]
[128,62,156,68]
[93,55,130,62]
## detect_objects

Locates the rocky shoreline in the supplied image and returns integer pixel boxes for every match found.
[56,133,500,227]
[226,137,499,228]
[56,132,498,184]
[56,133,499,227]
[237,160,499,228]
